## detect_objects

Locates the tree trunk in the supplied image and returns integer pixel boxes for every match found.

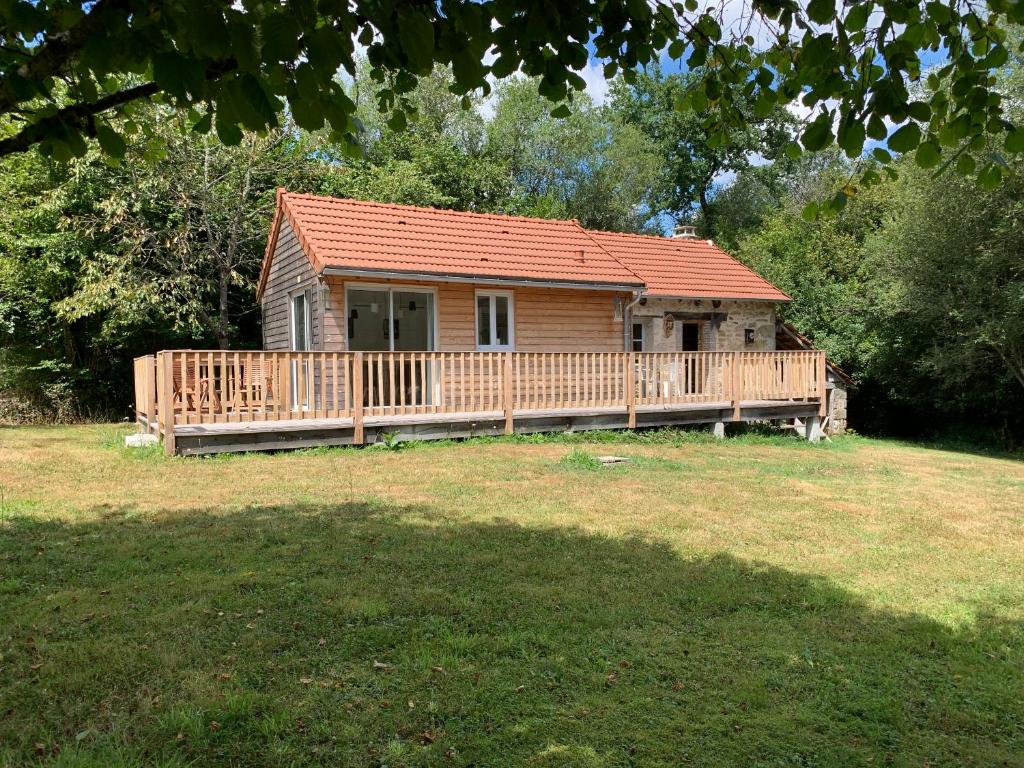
[698,184,713,237]
[216,265,231,349]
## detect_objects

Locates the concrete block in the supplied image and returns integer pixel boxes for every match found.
[125,433,159,448]
[803,415,822,443]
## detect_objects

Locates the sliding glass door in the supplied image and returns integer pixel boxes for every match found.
[346,285,436,407]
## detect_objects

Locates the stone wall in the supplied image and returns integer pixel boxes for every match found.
[828,381,848,435]
[630,298,777,352]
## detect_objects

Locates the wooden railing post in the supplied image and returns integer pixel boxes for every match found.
[503,351,514,435]
[731,351,742,422]
[625,351,636,429]
[159,352,176,456]
[817,350,827,419]
[352,351,364,445]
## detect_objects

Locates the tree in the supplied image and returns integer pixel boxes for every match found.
[609,64,795,235]
[487,78,663,231]
[1,0,1022,199]
[57,114,322,349]
[867,163,1024,398]
[309,65,515,211]
[734,148,1024,443]
[0,106,325,418]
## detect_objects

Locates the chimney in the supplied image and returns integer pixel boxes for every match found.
[672,223,698,239]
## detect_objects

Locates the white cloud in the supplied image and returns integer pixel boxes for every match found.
[578,60,610,105]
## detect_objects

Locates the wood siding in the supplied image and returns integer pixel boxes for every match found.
[324,277,629,352]
[261,220,322,350]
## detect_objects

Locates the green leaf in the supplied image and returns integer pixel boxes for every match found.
[888,123,922,153]
[550,104,572,119]
[387,109,407,131]
[838,119,865,158]
[955,153,976,175]
[845,2,871,32]
[806,0,834,24]
[866,114,887,140]
[398,10,435,73]
[239,74,278,128]
[871,147,892,163]
[925,1,951,24]
[1005,128,1024,154]
[191,111,213,134]
[914,140,941,168]
[289,96,324,131]
[95,125,126,158]
[978,163,1002,190]
[260,11,302,62]
[215,115,242,145]
[801,202,819,222]
[907,101,931,122]
[802,114,833,152]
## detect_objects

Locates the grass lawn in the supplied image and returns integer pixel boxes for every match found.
[1,424,1022,767]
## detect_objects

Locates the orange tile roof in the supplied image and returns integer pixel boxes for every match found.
[262,191,643,291]
[258,191,788,302]
[588,229,790,301]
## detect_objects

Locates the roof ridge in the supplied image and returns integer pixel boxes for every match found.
[282,191,588,228]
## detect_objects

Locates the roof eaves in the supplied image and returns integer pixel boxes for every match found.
[320,265,643,291]
[255,188,287,301]
[644,290,790,302]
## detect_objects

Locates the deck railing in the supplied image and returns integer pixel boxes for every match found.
[133,349,826,452]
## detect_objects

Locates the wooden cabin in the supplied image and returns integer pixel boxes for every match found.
[134,191,831,455]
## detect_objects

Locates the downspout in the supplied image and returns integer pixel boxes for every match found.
[623,290,645,351]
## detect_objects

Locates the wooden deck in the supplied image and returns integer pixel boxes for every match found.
[133,350,827,455]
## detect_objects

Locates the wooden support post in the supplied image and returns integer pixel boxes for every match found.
[352,351,364,445]
[731,350,742,422]
[817,350,827,419]
[625,351,636,429]
[146,356,157,434]
[160,352,176,456]
[503,352,514,435]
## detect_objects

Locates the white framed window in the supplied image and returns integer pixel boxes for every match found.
[631,321,645,352]
[475,290,514,351]
[290,289,312,351]
[289,290,312,410]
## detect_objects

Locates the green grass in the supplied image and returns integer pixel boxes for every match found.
[0,424,1022,767]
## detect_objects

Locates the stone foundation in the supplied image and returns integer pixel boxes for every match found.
[828,384,848,435]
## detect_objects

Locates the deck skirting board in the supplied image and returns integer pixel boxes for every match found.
[169,400,822,455]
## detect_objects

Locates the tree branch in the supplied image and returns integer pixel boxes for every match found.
[0,0,134,114]
[0,81,159,157]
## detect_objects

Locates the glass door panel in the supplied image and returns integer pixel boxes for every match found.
[347,288,391,351]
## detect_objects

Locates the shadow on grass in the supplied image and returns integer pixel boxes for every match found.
[1,503,1020,767]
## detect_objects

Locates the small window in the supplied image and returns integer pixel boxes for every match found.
[631,322,644,352]
[291,290,311,351]
[476,291,514,350]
